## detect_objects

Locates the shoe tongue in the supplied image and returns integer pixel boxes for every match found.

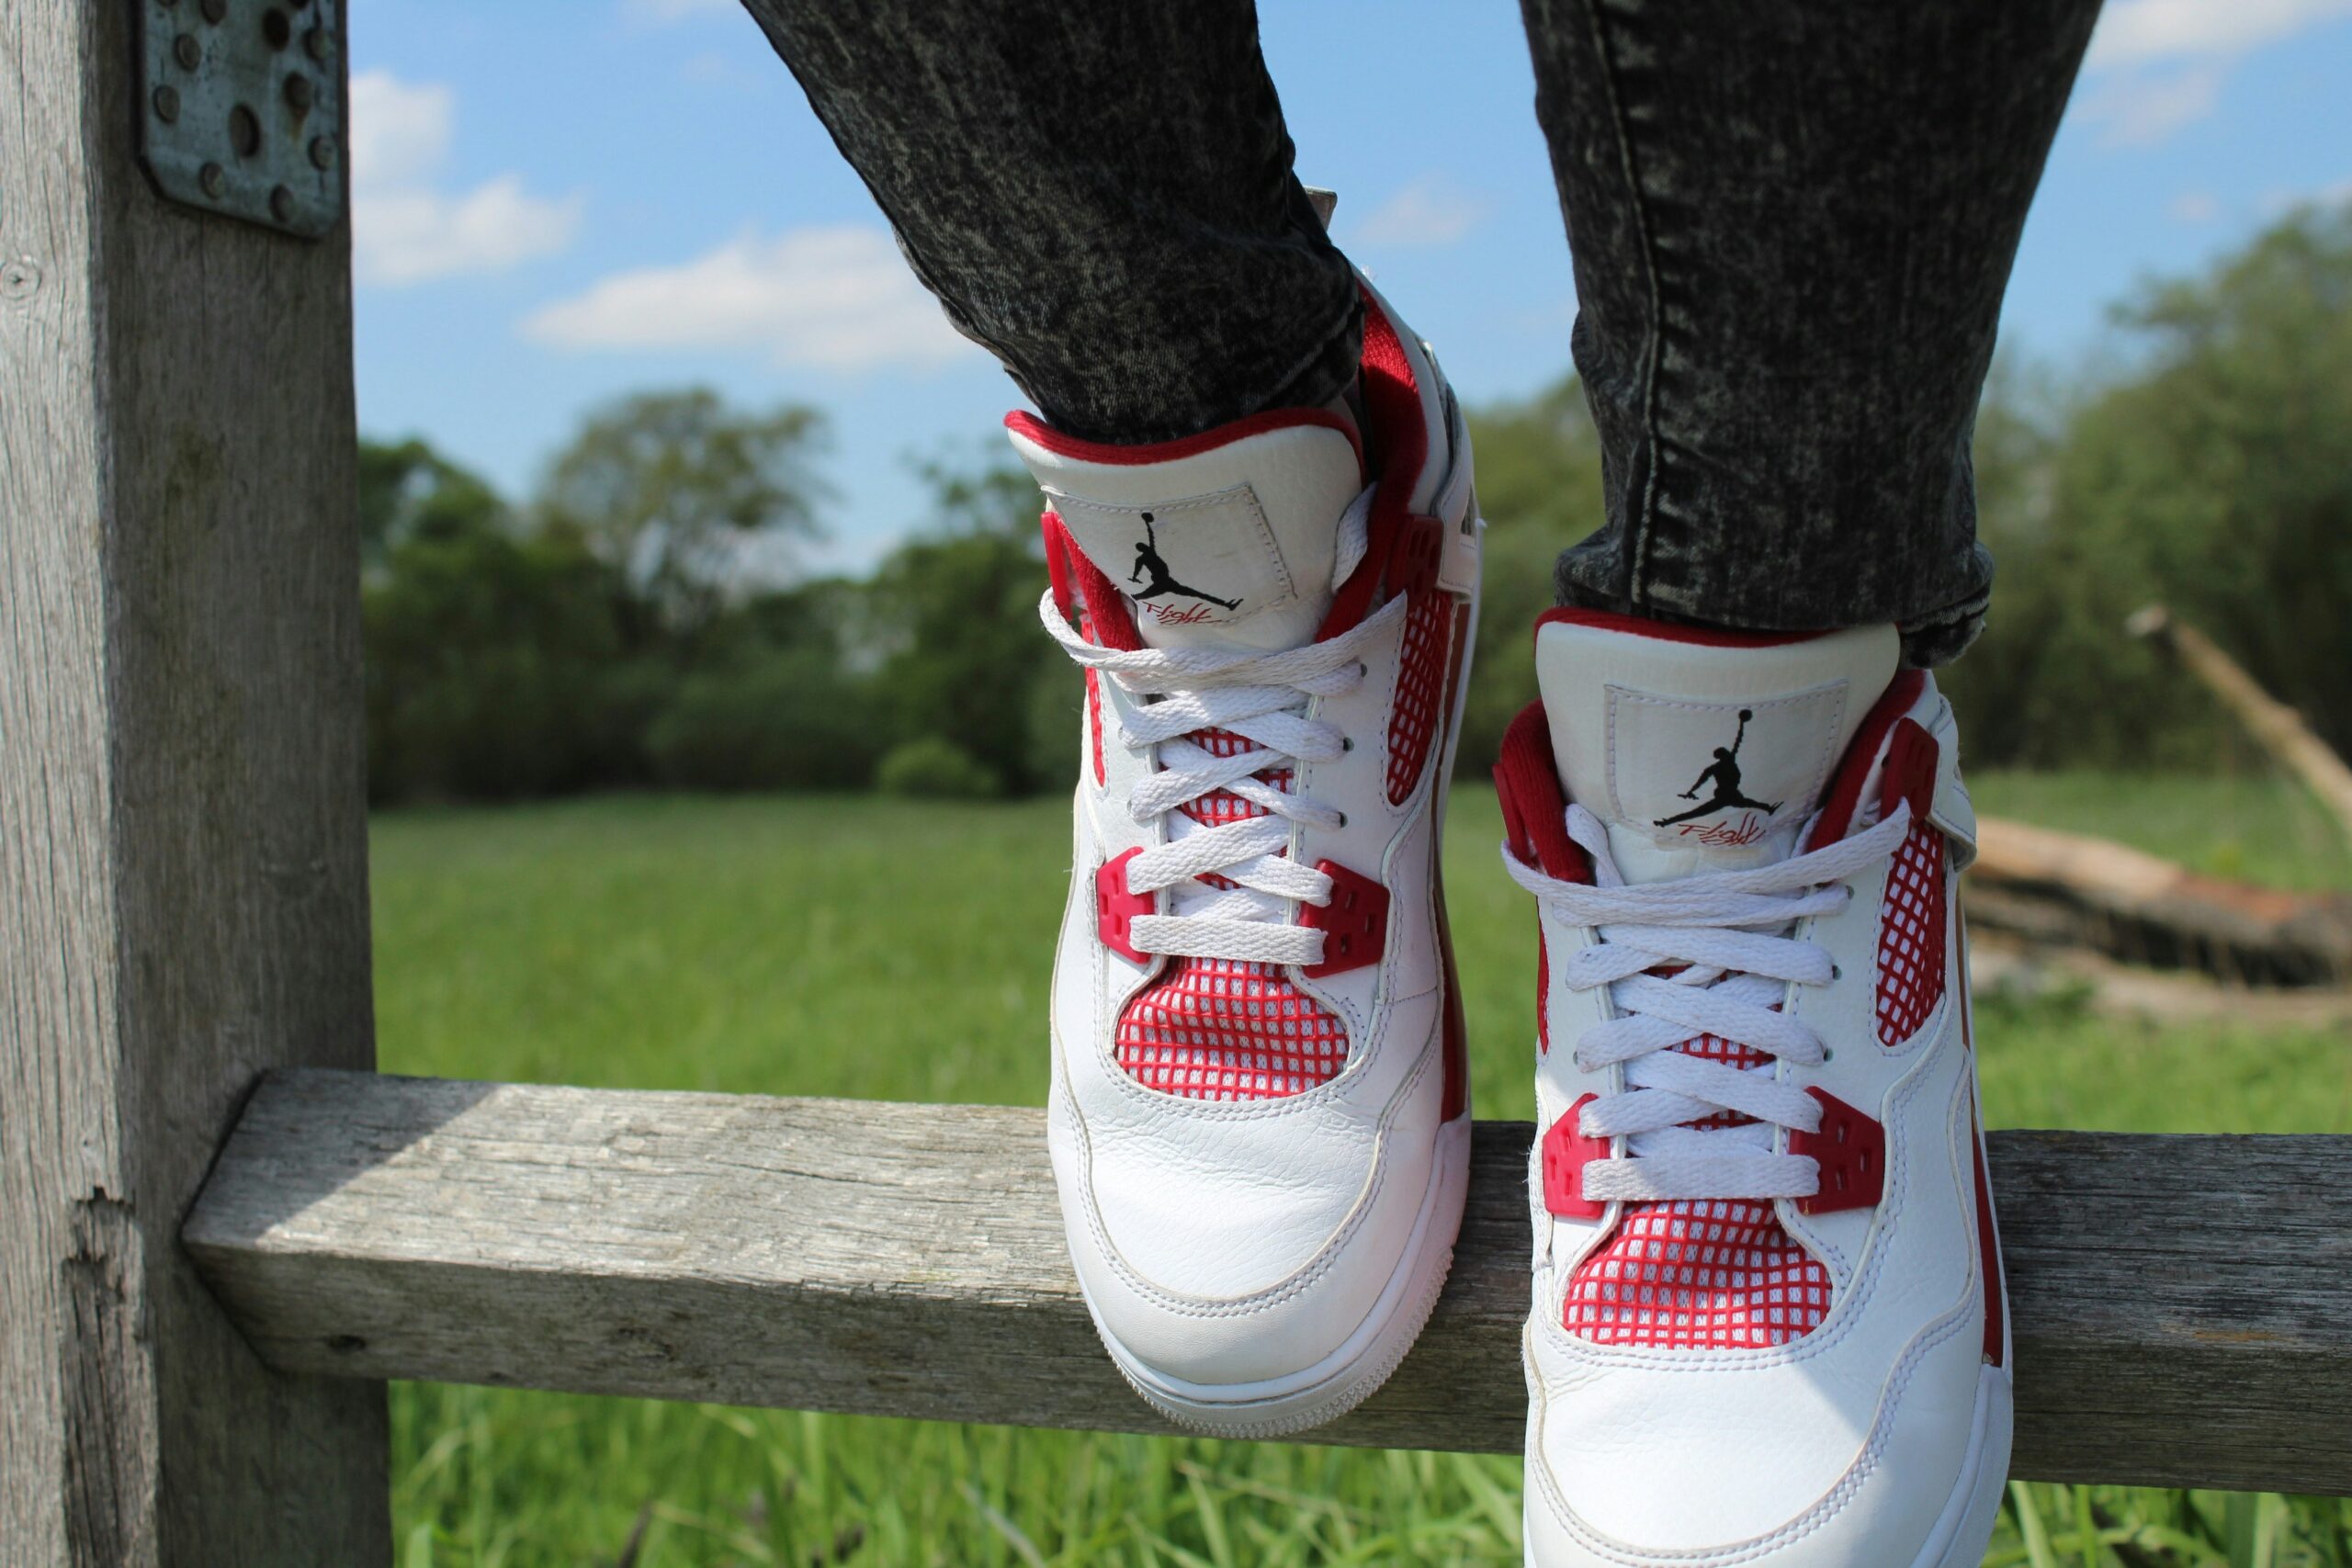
[1006,412,1364,651]
[1533,615,1901,884]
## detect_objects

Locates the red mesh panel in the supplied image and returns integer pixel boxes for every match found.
[1178,728,1291,829]
[1564,1028,1833,1348]
[1385,593,1455,803]
[1563,1198,1833,1349]
[1120,730,1345,1100]
[1676,1028,1769,1129]
[1875,819,1947,1045]
[1116,958,1350,1100]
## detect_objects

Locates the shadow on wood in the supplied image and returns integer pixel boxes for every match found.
[184,1070,2352,1495]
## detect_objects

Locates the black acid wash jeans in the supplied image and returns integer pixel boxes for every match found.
[742,0,2102,666]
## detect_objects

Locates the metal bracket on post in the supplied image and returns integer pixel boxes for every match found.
[138,0,345,237]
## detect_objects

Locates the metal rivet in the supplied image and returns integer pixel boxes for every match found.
[283,73,313,111]
[173,32,201,69]
[153,85,181,122]
[304,26,334,62]
[229,104,261,157]
[308,135,335,170]
[270,186,296,222]
[198,163,226,197]
[199,0,227,21]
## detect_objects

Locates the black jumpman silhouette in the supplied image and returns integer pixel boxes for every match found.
[1654,707,1782,826]
[1128,513,1240,610]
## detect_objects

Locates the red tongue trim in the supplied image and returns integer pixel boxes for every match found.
[1317,284,1429,641]
[1043,509,1142,652]
[1804,669,1928,849]
[1495,701,1590,883]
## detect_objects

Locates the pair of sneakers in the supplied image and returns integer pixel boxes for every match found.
[1018,281,2010,1568]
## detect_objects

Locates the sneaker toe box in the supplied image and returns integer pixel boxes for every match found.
[1523,1313,2003,1568]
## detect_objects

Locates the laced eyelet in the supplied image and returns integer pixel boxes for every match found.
[1334,811,1349,828]
[1340,737,1353,752]
[1828,962,1842,981]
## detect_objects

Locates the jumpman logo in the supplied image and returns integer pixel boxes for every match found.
[1129,513,1240,610]
[1654,707,1782,826]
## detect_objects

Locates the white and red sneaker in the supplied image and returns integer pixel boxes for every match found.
[1498,611,2009,1568]
[1017,282,1481,1434]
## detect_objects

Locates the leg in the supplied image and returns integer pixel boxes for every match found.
[1521,0,2100,665]
[741,0,1359,445]
[1507,13,2095,1564]
[753,1,1485,1438]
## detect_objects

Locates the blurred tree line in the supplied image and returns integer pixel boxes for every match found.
[363,204,2352,806]
[360,389,1066,804]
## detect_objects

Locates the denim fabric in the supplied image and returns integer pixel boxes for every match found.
[744,0,2100,666]
[741,0,1361,448]
[1522,0,2100,665]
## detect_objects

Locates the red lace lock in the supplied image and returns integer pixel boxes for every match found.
[1388,513,1444,598]
[1299,859,1388,977]
[1542,1093,1610,1220]
[1095,847,1154,964]
[1790,1089,1886,1214]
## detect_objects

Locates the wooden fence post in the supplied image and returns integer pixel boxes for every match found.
[1,4,387,1563]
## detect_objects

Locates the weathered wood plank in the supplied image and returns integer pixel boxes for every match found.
[186,1070,2352,1495]
[0,6,384,1564]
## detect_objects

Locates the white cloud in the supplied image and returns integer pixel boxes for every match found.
[349,70,581,288]
[2168,189,2222,223]
[2078,0,2350,148]
[621,0,737,23]
[348,73,450,188]
[1351,175,1494,248]
[2087,0,2352,66]
[2082,66,2224,146]
[2261,176,2352,215]
[520,226,980,372]
[358,179,585,287]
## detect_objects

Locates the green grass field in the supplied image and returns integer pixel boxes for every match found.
[374,778,2352,1566]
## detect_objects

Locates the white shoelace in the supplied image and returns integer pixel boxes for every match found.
[1041,487,1392,970]
[1503,801,1916,1204]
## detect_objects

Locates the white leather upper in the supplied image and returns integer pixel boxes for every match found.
[1036,280,1481,1388]
[1522,671,2007,1565]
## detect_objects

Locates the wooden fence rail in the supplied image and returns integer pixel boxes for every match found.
[187,1069,2352,1496]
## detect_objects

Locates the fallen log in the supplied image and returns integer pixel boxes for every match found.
[2128,604,2352,847]
[1968,817,2352,986]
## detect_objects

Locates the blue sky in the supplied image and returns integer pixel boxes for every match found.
[350,0,2352,574]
